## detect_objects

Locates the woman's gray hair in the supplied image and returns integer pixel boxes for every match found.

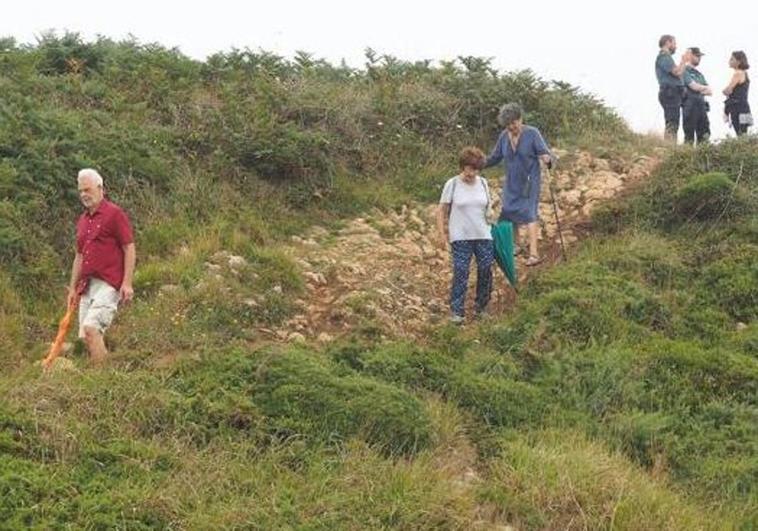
[497,103,523,127]
[78,168,103,187]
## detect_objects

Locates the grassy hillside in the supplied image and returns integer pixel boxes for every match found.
[0,33,638,364]
[1,33,756,529]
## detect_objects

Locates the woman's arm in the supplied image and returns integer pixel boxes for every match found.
[723,71,744,96]
[436,204,450,249]
[483,133,504,169]
[532,128,554,166]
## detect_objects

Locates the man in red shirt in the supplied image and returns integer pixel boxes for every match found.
[67,169,136,364]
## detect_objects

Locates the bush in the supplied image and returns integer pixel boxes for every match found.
[253,349,432,455]
[700,245,758,322]
[673,172,742,221]
[331,342,546,429]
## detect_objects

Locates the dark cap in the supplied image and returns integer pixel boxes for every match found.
[689,47,705,56]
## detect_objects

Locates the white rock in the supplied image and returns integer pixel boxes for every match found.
[304,272,327,286]
[159,284,180,295]
[288,333,306,343]
[561,189,582,206]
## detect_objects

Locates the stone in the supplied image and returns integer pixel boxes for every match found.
[309,226,329,238]
[42,356,77,373]
[585,187,615,202]
[561,189,582,206]
[205,262,222,273]
[736,322,748,331]
[159,284,180,295]
[593,158,611,171]
[304,271,327,286]
[211,251,229,263]
[317,332,333,343]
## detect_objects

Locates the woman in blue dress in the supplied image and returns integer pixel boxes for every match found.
[484,103,553,266]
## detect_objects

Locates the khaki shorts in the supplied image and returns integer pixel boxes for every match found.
[79,278,121,338]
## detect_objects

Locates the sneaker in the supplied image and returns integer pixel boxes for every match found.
[474,309,489,320]
[525,255,544,267]
[450,314,465,325]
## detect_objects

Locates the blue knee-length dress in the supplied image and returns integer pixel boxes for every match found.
[484,125,552,224]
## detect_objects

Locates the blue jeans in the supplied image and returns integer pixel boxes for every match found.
[450,240,494,317]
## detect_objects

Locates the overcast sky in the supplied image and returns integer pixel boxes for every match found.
[3,0,756,140]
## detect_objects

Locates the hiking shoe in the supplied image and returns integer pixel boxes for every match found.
[474,310,490,320]
[450,314,465,325]
[525,255,544,267]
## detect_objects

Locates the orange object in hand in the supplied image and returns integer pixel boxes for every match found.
[42,295,79,370]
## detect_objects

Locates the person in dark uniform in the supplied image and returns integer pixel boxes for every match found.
[655,35,688,142]
[682,47,712,145]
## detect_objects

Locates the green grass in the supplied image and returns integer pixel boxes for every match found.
[2,34,757,529]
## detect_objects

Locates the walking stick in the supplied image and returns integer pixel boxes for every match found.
[545,165,567,262]
[42,294,79,371]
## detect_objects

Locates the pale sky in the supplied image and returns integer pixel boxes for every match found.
[3,0,756,140]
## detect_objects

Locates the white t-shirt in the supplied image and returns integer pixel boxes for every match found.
[439,175,492,242]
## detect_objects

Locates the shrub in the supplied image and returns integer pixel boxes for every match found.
[700,245,758,322]
[253,349,432,455]
[673,172,743,221]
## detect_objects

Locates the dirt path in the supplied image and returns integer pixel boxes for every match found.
[260,149,660,343]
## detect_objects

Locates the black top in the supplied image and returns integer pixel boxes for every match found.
[726,73,750,114]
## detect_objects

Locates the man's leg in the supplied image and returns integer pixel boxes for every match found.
[682,99,696,144]
[473,240,495,314]
[79,279,120,365]
[697,104,711,144]
[83,325,108,365]
[450,240,474,318]
[659,87,681,142]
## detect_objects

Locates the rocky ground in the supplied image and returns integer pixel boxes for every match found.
[251,149,661,343]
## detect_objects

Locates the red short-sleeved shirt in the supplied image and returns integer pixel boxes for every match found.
[76,199,134,291]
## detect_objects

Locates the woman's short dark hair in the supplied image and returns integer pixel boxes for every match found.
[497,103,523,127]
[732,51,750,70]
[459,146,486,170]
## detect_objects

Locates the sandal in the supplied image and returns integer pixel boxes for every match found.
[525,255,544,267]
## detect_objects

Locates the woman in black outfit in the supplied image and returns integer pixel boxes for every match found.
[723,51,752,135]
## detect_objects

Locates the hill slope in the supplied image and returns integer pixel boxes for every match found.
[1,34,756,529]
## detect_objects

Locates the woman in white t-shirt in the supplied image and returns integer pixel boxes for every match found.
[436,147,494,324]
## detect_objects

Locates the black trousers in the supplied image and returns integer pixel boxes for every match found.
[682,97,710,145]
[659,85,683,141]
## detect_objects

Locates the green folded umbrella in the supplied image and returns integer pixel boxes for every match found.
[491,220,517,288]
